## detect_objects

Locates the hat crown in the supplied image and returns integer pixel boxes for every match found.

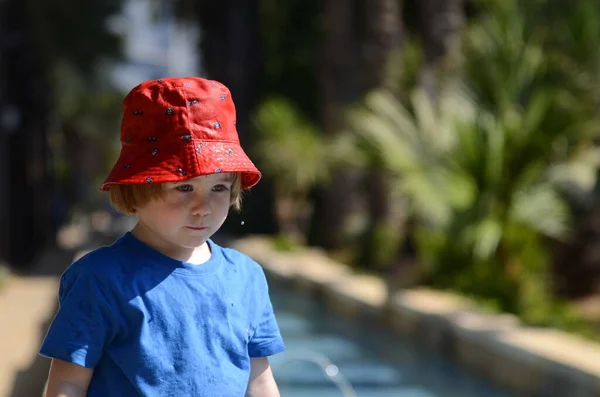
[121,77,238,144]
[100,77,261,191]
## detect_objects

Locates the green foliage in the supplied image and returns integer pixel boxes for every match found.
[253,97,330,241]
[397,39,425,97]
[345,82,598,321]
[254,97,329,194]
[48,61,124,210]
[53,63,123,138]
[367,223,400,270]
[340,0,600,332]
[270,234,301,252]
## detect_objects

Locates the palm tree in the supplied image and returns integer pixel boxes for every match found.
[357,0,404,269]
[342,0,600,324]
[524,0,600,298]
[310,0,403,260]
[253,97,327,243]
[307,0,359,253]
[465,0,600,299]
[346,83,590,320]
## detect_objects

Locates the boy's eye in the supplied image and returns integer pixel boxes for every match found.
[212,184,230,192]
[176,184,193,192]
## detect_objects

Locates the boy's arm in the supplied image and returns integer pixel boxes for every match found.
[45,359,93,397]
[245,357,280,397]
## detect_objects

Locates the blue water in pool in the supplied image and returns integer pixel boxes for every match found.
[269,287,516,397]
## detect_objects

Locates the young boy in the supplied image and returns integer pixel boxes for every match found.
[39,77,285,396]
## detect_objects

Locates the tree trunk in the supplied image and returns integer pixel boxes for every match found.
[1,0,54,268]
[360,0,403,94]
[358,0,404,269]
[194,0,278,236]
[0,0,10,263]
[418,0,466,99]
[308,0,363,251]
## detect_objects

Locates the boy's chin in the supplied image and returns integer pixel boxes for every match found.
[178,231,212,246]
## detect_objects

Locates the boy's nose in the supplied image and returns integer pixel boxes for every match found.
[190,194,211,216]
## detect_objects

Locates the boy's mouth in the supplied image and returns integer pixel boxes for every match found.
[186,226,208,230]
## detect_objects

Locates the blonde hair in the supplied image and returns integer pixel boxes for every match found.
[109,173,243,215]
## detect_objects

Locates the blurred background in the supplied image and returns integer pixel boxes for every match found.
[2,0,600,395]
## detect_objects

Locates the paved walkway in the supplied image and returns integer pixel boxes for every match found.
[0,247,74,397]
[0,216,116,397]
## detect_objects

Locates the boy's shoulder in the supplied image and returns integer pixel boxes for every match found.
[63,235,130,279]
[213,241,265,273]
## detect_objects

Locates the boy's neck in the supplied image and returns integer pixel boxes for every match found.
[131,224,212,265]
[186,243,212,265]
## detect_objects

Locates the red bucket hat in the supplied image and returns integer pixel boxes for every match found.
[100,77,261,191]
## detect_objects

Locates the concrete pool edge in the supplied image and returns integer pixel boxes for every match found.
[232,236,600,397]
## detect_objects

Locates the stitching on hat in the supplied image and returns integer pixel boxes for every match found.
[178,85,194,148]
[190,136,202,177]
[190,139,239,144]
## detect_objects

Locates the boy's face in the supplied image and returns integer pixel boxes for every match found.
[134,173,235,253]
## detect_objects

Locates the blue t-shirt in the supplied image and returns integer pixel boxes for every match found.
[39,232,285,396]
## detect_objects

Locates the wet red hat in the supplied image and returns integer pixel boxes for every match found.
[100,77,261,191]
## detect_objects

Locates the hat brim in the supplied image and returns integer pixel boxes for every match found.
[100,139,261,191]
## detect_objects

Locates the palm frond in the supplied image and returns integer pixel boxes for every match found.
[254,97,327,192]
[509,183,571,240]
